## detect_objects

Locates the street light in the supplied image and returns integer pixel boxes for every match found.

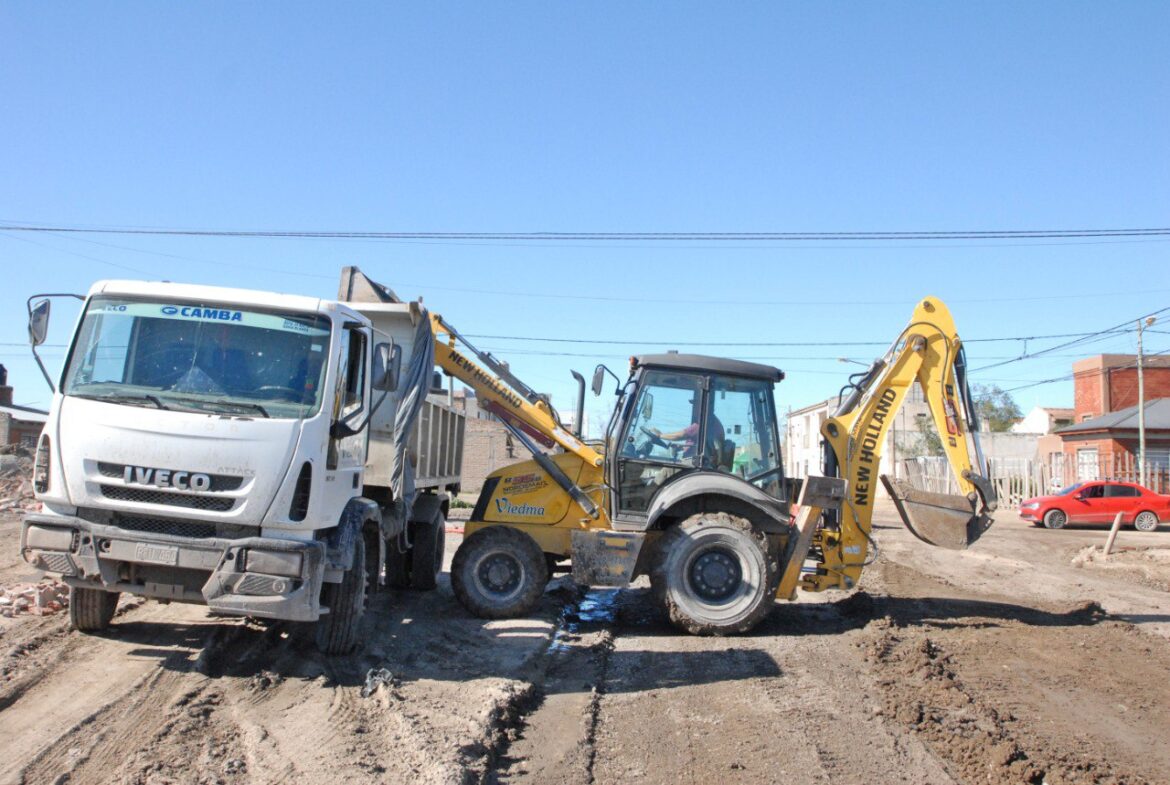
[1138,316,1157,486]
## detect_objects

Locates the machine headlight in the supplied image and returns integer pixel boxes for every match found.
[1021,502,1040,510]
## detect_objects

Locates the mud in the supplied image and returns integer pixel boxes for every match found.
[1,506,1168,784]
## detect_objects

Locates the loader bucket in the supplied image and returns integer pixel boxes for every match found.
[880,475,996,551]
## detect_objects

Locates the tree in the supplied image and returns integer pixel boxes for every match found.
[971,384,1023,432]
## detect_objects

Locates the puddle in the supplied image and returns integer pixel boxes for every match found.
[550,588,619,651]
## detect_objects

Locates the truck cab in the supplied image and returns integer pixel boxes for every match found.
[21,278,463,654]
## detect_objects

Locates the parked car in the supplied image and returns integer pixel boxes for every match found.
[1019,481,1170,531]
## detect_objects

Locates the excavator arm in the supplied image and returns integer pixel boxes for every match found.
[778,297,998,597]
[429,312,605,518]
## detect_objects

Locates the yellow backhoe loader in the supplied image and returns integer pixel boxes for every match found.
[344,270,997,634]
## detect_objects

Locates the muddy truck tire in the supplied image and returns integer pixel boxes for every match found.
[69,586,120,632]
[451,525,548,619]
[409,510,446,590]
[315,535,368,655]
[385,533,412,589]
[651,512,779,636]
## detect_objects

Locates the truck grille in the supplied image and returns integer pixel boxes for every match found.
[111,515,218,539]
[100,485,235,512]
[97,462,244,491]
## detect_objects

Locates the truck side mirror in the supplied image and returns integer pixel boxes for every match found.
[372,342,401,392]
[29,299,50,346]
[591,365,606,396]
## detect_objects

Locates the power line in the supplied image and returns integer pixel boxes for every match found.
[971,307,1170,373]
[1001,348,1170,393]
[3,221,1170,242]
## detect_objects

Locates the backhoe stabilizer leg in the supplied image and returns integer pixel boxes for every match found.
[880,475,996,551]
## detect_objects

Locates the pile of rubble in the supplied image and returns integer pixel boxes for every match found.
[0,579,70,618]
[0,447,36,513]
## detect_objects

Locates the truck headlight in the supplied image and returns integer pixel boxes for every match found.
[244,549,304,578]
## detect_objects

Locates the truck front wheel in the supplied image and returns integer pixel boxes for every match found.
[650,512,778,636]
[451,526,548,619]
[315,535,368,655]
[70,586,119,632]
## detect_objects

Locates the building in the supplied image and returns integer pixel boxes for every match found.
[1072,354,1170,423]
[1055,398,1170,487]
[1011,406,1074,434]
[784,385,930,481]
[1053,354,1170,488]
[0,366,47,449]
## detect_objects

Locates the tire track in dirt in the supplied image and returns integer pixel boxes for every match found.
[854,559,1170,785]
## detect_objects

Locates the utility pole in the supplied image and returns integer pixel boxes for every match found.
[1138,316,1157,486]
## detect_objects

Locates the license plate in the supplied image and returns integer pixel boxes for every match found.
[134,543,179,566]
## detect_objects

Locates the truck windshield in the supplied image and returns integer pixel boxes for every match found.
[62,297,331,419]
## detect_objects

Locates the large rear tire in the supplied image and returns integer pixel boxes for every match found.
[315,535,367,655]
[410,510,446,590]
[70,586,119,632]
[451,526,548,619]
[651,512,778,636]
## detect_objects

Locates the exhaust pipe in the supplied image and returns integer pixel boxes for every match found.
[880,472,997,551]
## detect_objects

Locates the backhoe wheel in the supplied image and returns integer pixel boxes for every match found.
[315,535,368,655]
[70,586,119,632]
[650,512,778,636]
[451,526,548,619]
[1134,511,1160,532]
[1043,509,1068,530]
[409,510,446,590]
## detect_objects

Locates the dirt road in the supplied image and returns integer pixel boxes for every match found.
[2,505,1168,785]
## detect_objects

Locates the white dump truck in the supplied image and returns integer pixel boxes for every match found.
[20,268,464,653]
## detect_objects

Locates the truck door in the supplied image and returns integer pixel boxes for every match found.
[327,325,371,492]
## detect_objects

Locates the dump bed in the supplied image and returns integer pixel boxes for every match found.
[337,267,465,497]
[411,395,465,491]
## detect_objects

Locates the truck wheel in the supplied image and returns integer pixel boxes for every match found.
[1043,509,1068,529]
[410,510,446,590]
[70,586,119,632]
[385,533,412,589]
[451,526,548,619]
[1134,511,1159,532]
[315,535,367,655]
[650,512,778,636]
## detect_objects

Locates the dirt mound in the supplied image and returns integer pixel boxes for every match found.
[863,622,1150,785]
[1073,545,1170,591]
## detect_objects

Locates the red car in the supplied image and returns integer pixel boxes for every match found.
[1019,481,1169,531]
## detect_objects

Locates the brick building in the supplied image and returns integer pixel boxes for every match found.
[0,365,48,449]
[1072,354,1170,422]
[449,387,538,493]
[1056,354,1170,487]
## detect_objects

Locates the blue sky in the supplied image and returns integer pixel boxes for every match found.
[2,3,1168,433]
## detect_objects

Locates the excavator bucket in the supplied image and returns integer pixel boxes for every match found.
[880,475,995,551]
